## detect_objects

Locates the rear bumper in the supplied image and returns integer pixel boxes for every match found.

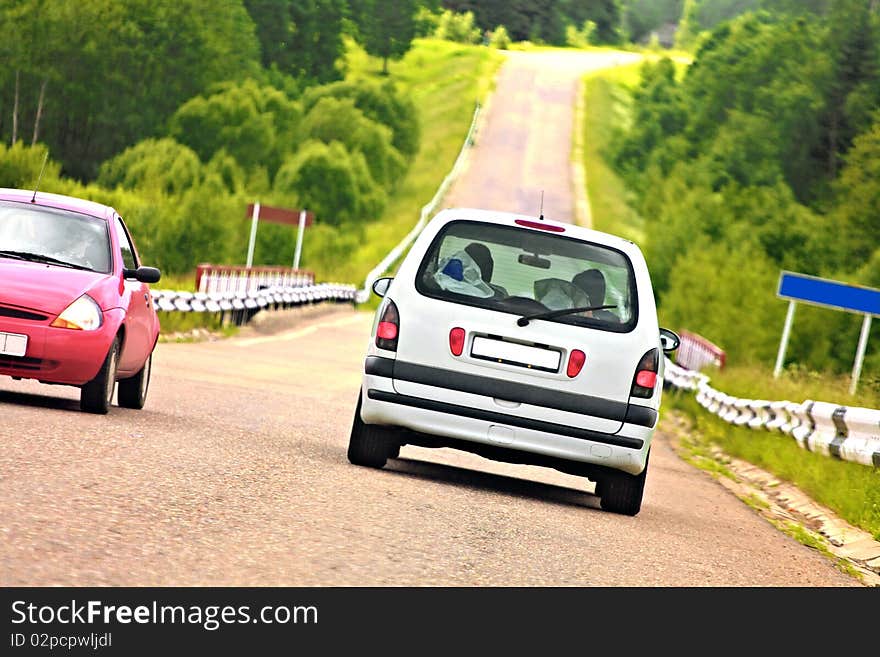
[361,370,653,476]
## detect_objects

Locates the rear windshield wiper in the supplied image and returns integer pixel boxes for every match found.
[0,250,93,271]
[517,304,618,326]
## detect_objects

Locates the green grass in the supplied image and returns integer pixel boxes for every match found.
[701,362,880,409]
[309,38,506,286]
[580,63,646,242]
[666,391,880,540]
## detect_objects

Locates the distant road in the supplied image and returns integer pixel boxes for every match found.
[0,50,862,587]
[446,49,641,222]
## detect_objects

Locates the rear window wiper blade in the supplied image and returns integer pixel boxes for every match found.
[0,250,93,271]
[517,304,618,326]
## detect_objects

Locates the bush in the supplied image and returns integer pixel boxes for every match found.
[97,138,202,195]
[434,10,481,44]
[489,26,511,50]
[273,140,382,227]
[169,80,302,176]
[300,79,420,160]
[566,20,597,48]
[0,142,61,189]
[298,96,405,189]
[660,237,785,365]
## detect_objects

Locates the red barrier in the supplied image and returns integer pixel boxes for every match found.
[195,263,315,294]
[675,330,726,371]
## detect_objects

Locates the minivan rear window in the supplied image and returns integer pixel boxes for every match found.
[415,220,638,332]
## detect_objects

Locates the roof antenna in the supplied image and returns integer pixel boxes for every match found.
[538,190,544,220]
[31,151,49,203]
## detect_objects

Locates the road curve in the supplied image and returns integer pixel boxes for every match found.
[0,50,861,586]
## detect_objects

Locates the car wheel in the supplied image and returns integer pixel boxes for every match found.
[118,351,152,410]
[599,451,650,516]
[387,443,401,460]
[80,337,120,414]
[347,392,391,468]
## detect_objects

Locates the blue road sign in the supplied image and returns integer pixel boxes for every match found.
[777,271,880,316]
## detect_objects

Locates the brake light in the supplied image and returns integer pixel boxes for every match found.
[515,219,565,232]
[631,348,659,398]
[449,327,465,356]
[375,299,399,351]
[566,349,586,377]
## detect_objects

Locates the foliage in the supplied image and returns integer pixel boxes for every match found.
[273,139,384,226]
[434,9,482,44]
[0,0,262,180]
[168,79,302,177]
[489,25,512,50]
[300,78,420,159]
[566,20,597,48]
[298,96,405,190]
[97,139,202,196]
[622,0,683,44]
[608,8,880,375]
[440,0,622,45]
[242,0,347,84]
[348,0,419,73]
[0,141,61,189]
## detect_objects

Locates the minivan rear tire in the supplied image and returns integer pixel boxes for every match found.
[348,392,392,468]
[599,452,649,516]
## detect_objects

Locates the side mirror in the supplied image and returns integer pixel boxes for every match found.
[372,277,393,298]
[660,328,680,353]
[124,266,161,284]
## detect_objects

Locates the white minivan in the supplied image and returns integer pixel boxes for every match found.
[349,208,679,515]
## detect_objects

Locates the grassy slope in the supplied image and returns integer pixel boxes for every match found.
[579,56,880,540]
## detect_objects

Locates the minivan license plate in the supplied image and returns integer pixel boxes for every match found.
[471,336,560,372]
[0,332,27,357]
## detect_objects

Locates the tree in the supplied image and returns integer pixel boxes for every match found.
[442,0,621,44]
[301,79,420,159]
[832,117,880,266]
[0,0,262,181]
[349,0,419,74]
[817,0,880,179]
[298,96,405,189]
[168,80,302,176]
[622,0,683,43]
[274,140,385,225]
[243,0,347,83]
[96,138,202,195]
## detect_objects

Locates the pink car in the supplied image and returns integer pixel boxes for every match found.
[0,188,161,413]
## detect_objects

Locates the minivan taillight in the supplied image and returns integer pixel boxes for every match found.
[630,348,659,398]
[566,349,586,377]
[449,327,465,356]
[376,299,399,351]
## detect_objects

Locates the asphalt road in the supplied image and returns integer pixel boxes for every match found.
[0,50,861,586]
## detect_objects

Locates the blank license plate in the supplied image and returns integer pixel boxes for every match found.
[471,336,560,372]
[0,332,28,357]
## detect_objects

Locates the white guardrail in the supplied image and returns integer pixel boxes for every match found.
[150,283,357,325]
[356,101,482,303]
[664,357,880,468]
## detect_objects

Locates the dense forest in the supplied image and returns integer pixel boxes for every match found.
[610,0,879,375]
